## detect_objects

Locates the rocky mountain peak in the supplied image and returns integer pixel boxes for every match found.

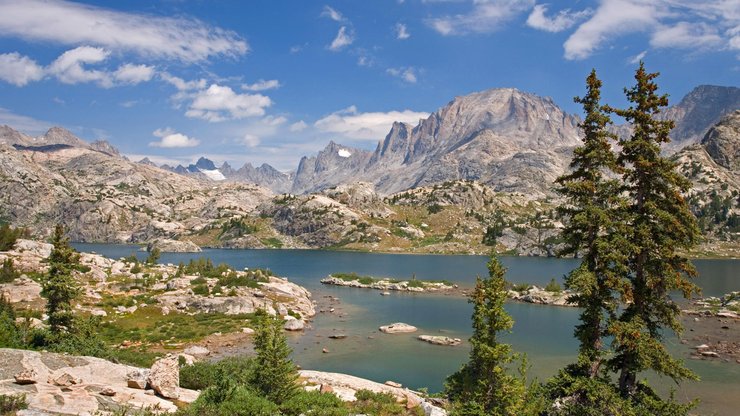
[40,126,88,148]
[89,140,121,157]
[0,125,32,146]
[701,109,740,170]
[194,157,217,171]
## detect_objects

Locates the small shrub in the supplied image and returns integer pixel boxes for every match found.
[0,393,28,413]
[180,356,257,390]
[130,263,143,274]
[0,258,20,283]
[192,284,209,296]
[0,224,28,251]
[545,278,562,293]
[280,390,347,416]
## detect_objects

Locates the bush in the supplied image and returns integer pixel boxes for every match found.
[0,295,22,348]
[545,278,562,293]
[0,393,28,413]
[188,386,280,416]
[0,224,27,251]
[280,390,347,416]
[352,389,411,415]
[192,284,209,296]
[0,258,20,283]
[180,356,256,391]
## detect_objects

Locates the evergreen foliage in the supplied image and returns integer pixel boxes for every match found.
[0,223,27,251]
[43,224,82,334]
[0,295,22,348]
[145,247,161,265]
[0,258,20,283]
[445,256,531,415]
[251,311,299,404]
[608,63,701,396]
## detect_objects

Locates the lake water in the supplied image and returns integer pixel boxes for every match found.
[74,244,740,415]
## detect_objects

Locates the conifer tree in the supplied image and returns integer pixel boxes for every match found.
[609,62,700,396]
[251,311,299,404]
[554,69,626,378]
[43,224,81,334]
[445,256,528,416]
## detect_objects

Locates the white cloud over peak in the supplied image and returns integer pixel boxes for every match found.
[329,26,354,51]
[48,46,112,87]
[149,127,200,148]
[185,84,272,122]
[242,79,281,91]
[526,4,591,33]
[396,23,411,39]
[0,0,247,62]
[289,120,308,132]
[315,106,429,141]
[0,52,44,86]
[564,0,662,60]
[387,67,418,83]
[239,134,260,147]
[321,5,345,22]
[426,0,534,36]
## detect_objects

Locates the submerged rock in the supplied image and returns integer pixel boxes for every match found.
[417,335,462,346]
[379,323,417,333]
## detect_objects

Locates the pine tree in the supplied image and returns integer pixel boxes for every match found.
[43,224,81,334]
[251,311,299,404]
[609,62,701,397]
[554,69,626,378]
[445,256,528,416]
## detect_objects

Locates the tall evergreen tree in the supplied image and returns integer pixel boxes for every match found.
[43,224,81,334]
[445,256,528,416]
[554,69,626,378]
[609,62,701,396]
[251,311,299,404]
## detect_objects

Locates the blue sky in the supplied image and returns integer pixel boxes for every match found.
[0,0,738,170]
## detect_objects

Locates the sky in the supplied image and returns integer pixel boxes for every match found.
[0,0,738,171]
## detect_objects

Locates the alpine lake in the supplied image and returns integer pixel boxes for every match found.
[74,244,740,415]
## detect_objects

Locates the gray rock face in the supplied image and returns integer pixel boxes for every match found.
[147,355,180,399]
[661,85,740,153]
[292,141,374,194]
[701,110,740,170]
[147,238,202,253]
[229,162,293,193]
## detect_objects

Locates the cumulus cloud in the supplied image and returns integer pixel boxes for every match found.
[0,52,44,86]
[315,106,429,141]
[185,84,272,122]
[239,134,260,147]
[47,46,112,87]
[113,63,155,84]
[329,26,354,51]
[396,23,411,39]
[387,67,418,83]
[526,4,591,33]
[289,120,308,132]
[0,0,247,62]
[149,127,200,148]
[242,79,281,91]
[564,0,663,60]
[426,0,534,36]
[321,5,345,22]
[651,22,723,49]
[160,72,207,91]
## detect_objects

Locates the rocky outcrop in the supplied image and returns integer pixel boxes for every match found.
[0,348,198,415]
[147,238,202,253]
[702,110,740,170]
[147,355,180,399]
[417,335,462,346]
[508,286,575,307]
[299,370,447,415]
[321,275,456,293]
[379,323,418,333]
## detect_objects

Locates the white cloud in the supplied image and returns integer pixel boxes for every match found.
[426,0,534,36]
[357,55,374,67]
[329,26,354,51]
[289,120,308,132]
[526,4,591,33]
[242,79,281,91]
[120,100,138,108]
[160,72,207,91]
[321,5,345,22]
[239,134,260,147]
[564,0,663,60]
[0,0,247,62]
[387,67,418,83]
[0,107,50,134]
[185,84,272,122]
[0,52,44,86]
[47,46,112,87]
[628,50,647,64]
[262,115,288,126]
[396,23,411,39]
[113,63,155,85]
[149,127,200,148]
[315,106,429,141]
[651,22,723,49]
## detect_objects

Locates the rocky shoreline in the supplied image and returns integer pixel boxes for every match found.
[321,274,458,293]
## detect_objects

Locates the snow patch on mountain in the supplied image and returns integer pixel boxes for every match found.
[338,149,351,158]
[200,169,226,181]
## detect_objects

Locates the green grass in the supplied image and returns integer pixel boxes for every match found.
[98,306,254,346]
[261,237,284,248]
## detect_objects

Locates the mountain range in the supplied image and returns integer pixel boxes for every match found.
[153,85,739,196]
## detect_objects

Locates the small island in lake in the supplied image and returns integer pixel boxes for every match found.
[321,272,458,293]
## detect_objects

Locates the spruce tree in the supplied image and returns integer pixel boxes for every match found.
[251,311,299,404]
[445,256,528,416]
[609,62,700,396]
[554,69,626,378]
[43,224,81,334]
